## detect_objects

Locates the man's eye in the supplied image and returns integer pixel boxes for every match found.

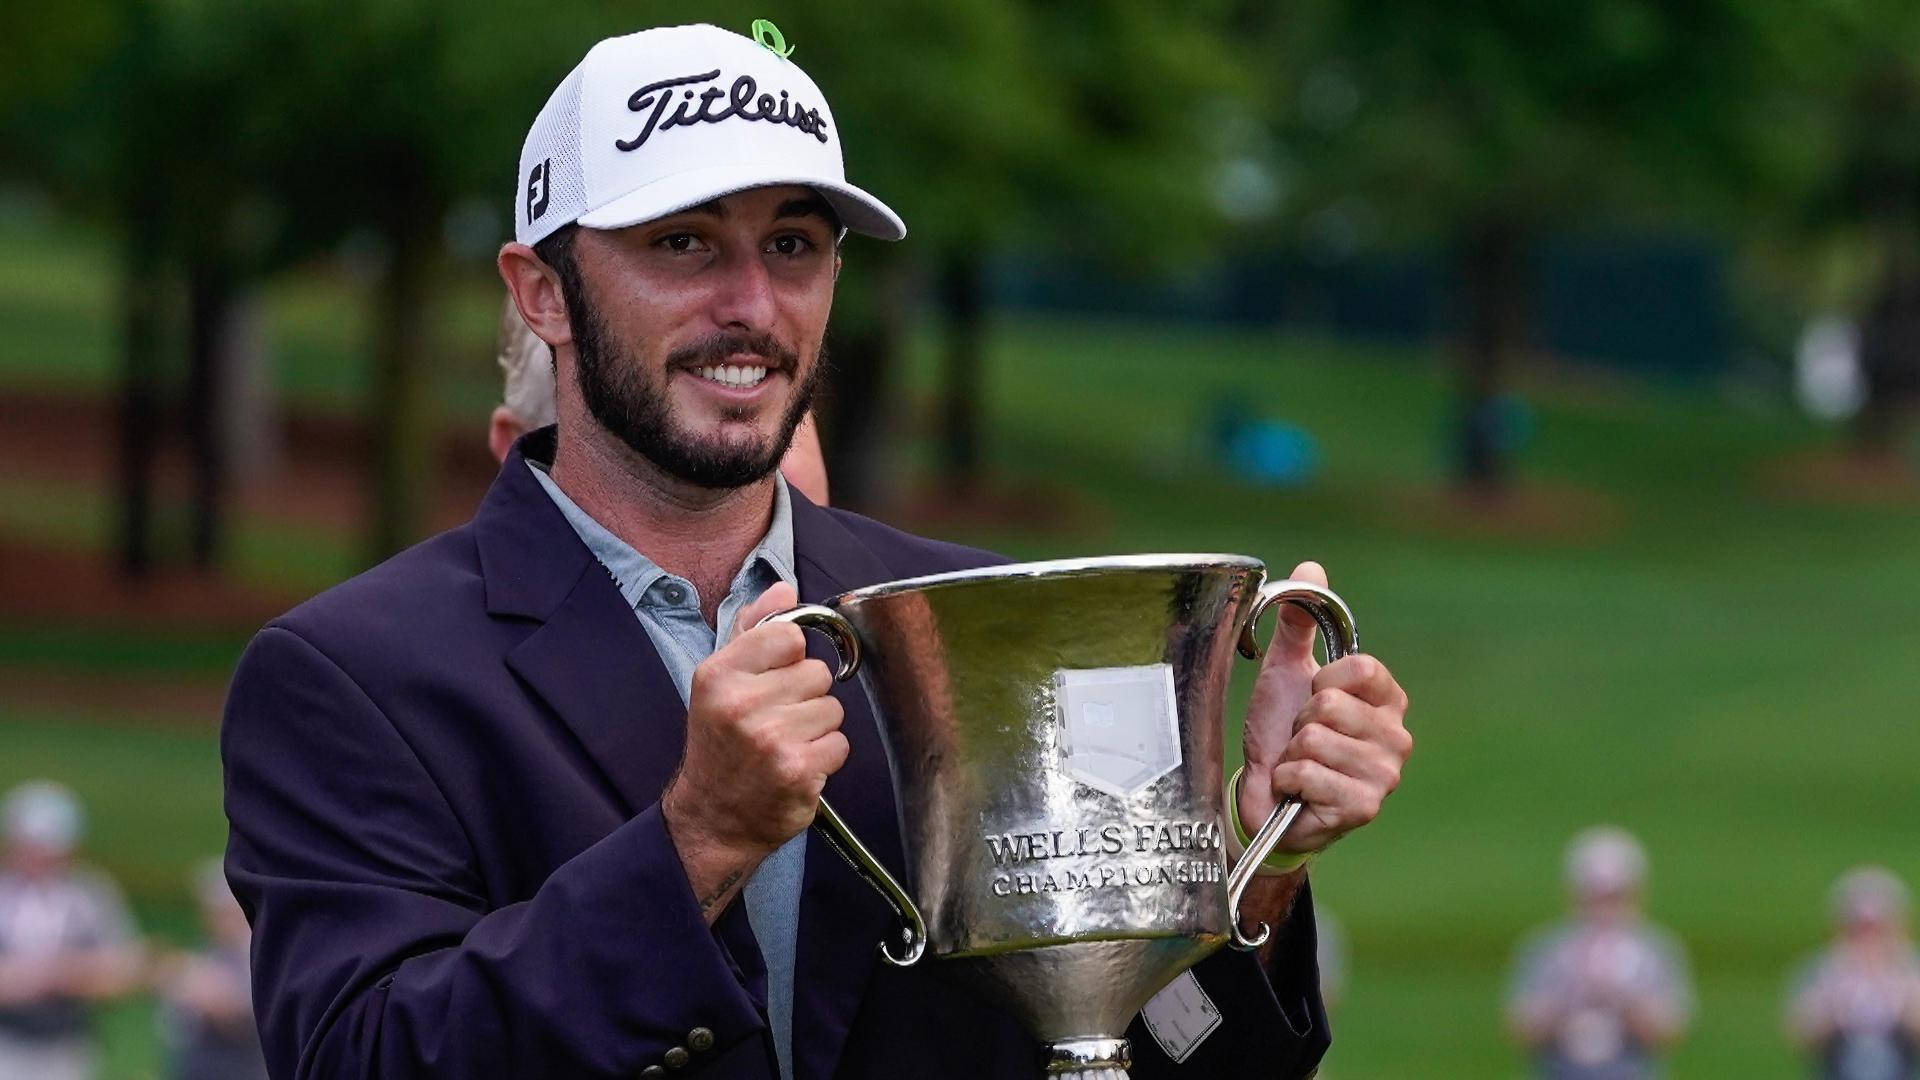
[657,233,705,253]
[769,234,816,257]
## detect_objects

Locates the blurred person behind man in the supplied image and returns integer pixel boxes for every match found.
[1506,826,1694,1080]
[1785,866,1920,1080]
[487,296,832,504]
[152,860,267,1080]
[0,781,143,1080]
[1316,904,1347,1013]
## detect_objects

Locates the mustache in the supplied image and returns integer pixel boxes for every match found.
[666,331,800,372]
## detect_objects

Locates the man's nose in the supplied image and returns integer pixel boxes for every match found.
[708,249,778,331]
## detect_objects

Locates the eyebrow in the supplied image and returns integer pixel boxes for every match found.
[775,196,840,230]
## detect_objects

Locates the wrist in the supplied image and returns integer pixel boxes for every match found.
[662,784,766,863]
[1226,765,1312,876]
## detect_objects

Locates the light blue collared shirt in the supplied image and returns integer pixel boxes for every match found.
[529,462,807,1080]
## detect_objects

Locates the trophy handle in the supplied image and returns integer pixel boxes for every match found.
[759,603,861,678]
[756,605,929,967]
[1226,580,1360,951]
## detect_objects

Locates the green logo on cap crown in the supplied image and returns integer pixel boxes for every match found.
[751,19,795,59]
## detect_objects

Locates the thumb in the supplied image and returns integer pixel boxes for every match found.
[1265,560,1329,668]
[732,581,800,640]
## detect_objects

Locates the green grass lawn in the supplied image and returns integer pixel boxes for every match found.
[4,211,1919,1077]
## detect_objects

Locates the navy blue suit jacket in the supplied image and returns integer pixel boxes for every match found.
[222,430,1330,1079]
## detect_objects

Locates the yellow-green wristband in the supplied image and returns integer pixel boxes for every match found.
[1227,765,1312,875]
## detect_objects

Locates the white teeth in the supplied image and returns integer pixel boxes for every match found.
[693,364,769,388]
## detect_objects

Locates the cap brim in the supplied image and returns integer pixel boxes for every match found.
[577,163,905,241]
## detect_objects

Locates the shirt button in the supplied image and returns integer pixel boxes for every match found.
[662,583,688,604]
[663,1046,691,1069]
[640,1068,666,1079]
[687,1027,715,1053]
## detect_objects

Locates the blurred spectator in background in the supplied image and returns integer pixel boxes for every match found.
[1506,826,1694,1079]
[1317,905,1347,1014]
[487,297,832,505]
[1785,866,1920,1080]
[0,781,143,1080]
[153,860,266,1080]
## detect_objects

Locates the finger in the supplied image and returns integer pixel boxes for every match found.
[731,581,800,640]
[1293,688,1414,758]
[1265,758,1384,845]
[709,657,835,729]
[1311,654,1408,712]
[721,618,811,675]
[1281,718,1404,793]
[1264,560,1330,668]
[775,657,837,702]
[738,654,836,703]
[804,729,852,778]
[773,693,845,743]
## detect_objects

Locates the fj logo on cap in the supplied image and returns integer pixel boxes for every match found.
[615,70,829,153]
[526,159,552,223]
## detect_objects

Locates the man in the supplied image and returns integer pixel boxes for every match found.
[491,293,832,504]
[0,782,143,1080]
[1507,827,1693,1080]
[1785,866,1920,1079]
[222,23,1412,1079]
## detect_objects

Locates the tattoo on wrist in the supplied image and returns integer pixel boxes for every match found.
[698,869,744,916]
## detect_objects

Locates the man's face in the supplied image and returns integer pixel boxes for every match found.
[561,184,839,488]
[5,838,69,879]
[1575,886,1638,926]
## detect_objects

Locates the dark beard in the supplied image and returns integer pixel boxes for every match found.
[571,302,821,490]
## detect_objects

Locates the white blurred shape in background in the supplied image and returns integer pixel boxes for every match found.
[1796,316,1866,422]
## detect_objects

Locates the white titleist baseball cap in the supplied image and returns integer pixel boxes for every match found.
[515,23,905,247]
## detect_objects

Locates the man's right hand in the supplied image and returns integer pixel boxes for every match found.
[661,582,848,922]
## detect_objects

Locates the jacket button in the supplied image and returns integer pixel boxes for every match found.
[640,1068,666,1079]
[663,1046,691,1069]
[687,1027,715,1053]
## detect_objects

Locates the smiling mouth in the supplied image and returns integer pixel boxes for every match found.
[690,363,773,389]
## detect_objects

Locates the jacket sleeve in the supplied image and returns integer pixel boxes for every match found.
[222,625,767,1080]
[1126,879,1330,1078]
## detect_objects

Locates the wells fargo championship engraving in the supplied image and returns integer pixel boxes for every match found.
[983,820,1227,897]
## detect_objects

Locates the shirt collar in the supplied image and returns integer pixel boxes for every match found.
[527,461,797,610]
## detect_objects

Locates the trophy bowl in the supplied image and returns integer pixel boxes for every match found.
[764,555,1357,1077]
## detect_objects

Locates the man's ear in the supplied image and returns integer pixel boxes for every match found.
[498,243,573,348]
[833,251,842,281]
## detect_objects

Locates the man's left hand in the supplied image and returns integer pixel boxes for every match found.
[1240,560,1411,859]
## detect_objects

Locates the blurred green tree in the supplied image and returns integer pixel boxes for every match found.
[1261,0,1778,493]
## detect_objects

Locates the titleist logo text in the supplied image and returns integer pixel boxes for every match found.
[616,69,830,152]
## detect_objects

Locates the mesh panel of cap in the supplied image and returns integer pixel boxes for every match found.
[517,63,589,247]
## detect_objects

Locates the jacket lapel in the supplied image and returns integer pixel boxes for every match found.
[479,430,689,816]
[787,495,913,1080]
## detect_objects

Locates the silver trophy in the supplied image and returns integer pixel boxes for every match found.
[764,555,1357,1078]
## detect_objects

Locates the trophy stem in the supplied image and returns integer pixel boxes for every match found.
[1045,1038,1130,1077]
